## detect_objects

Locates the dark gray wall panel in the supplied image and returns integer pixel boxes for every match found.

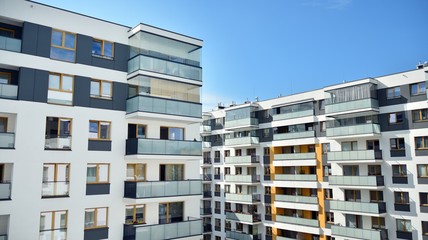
[33,70,49,103]
[18,67,35,101]
[21,22,38,55]
[75,34,92,65]
[390,150,406,157]
[416,149,428,156]
[88,140,112,151]
[36,25,51,58]
[379,112,409,132]
[258,128,273,142]
[73,76,91,107]
[90,98,113,109]
[419,178,428,184]
[113,43,130,72]
[92,56,115,69]
[84,227,109,240]
[112,82,127,111]
[410,93,427,102]
[411,120,428,130]
[378,86,408,106]
[396,231,413,240]
[86,183,110,195]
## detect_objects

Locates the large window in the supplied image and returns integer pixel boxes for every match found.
[159,202,183,224]
[45,117,72,149]
[39,210,67,239]
[418,164,428,178]
[87,164,109,183]
[342,141,358,151]
[90,80,112,99]
[159,164,183,181]
[125,204,145,225]
[387,86,401,99]
[42,163,69,197]
[49,73,73,93]
[390,138,405,150]
[389,112,404,124]
[394,192,410,204]
[85,207,108,229]
[0,117,7,132]
[50,29,76,62]
[372,217,385,229]
[392,165,407,177]
[92,39,114,59]
[413,109,428,122]
[415,136,428,149]
[411,82,426,95]
[396,219,411,232]
[420,193,428,206]
[126,164,145,181]
[89,121,111,140]
[160,126,184,140]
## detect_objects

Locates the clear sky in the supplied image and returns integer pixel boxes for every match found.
[36,0,428,111]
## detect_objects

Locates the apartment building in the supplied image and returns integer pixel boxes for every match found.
[201,65,428,240]
[0,1,203,239]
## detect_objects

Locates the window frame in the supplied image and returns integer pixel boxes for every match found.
[415,136,428,149]
[92,38,114,59]
[89,120,111,140]
[396,219,412,232]
[386,86,401,99]
[390,138,405,150]
[0,72,12,85]
[0,117,8,132]
[125,204,145,224]
[90,79,113,99]
[50,29,76,62]
[394,191,410,205]
[0,27,15,38]
[412,109,428,122]
[159,201,183,224]
[84,207,108,229]
[410,82,426,95]
[48,73,74,93]
[388,112,404,125]
[126,163,146,181]
[420,193,428,206]
[39,210,68,233]
[86,163,110,184]
[160,126,185,141]
[418,164,428,178]
[392,164,407,177]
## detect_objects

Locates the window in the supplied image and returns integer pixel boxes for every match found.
[89,121,111,140]
[370,191,384,202]
[387,87,400,99]
[160,126,184,140]
[224,150,230,157]
[392,165,407,177]
[159,164,183,181]
[326,212,334,223]
[42,163,70,197]
[423,221,428,236]
[126,164,146,181]
[415,136,428,149]
[0,27,14,38]
[322,143,330,153]
[39,210,67,239]
[372,217,385,229]
[87,164,109,183]
[367,140,380,150]
[368,165,382,176]
[412,109,428,122]
[390,138,405,150]
[225,202,231,211]
[319,99,325,110]
[45,117,72,149]
[264,147,270,156]
[49,73,73,93]
[224,167,230,175]
[0,117,7,132]
[235,149,242,156]
[127,124,146,139]
[90,80,112,99]
[343,165,359,176]
[396,219,411,232]
[325,189,333,199]
[85,207,108,229]
[418,164,428,177]
[342,141,358,151]
[92,39,114,59]
[394,192,410,204]
[320,121,326,132]
[0,72,11,84]
[263,128,270,137]
[411,82,426,95]
[345,190,361,201]
[125,204,145,224]
[420,193,428,206]
[389,112,404,124]
[224,184,230,193]
[50,29,76,62]
[159,202,183,224]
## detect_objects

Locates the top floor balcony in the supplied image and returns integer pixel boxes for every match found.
[224,118,259,130]
[0,21,22,53]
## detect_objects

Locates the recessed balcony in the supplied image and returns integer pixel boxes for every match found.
[0,35,21,52]
[224,118,259,130]
[273,130,315,141]
[325,98,379,116]
[200,207,212,216]
[200,125,211,135]
[328,200,386,215]
[224,136,259,146]
[0,84,18,100]
[126,138,202,156]
[123,180,202,199]
[326,123,380,138]
[225,155,259,165]
[0,182,11,200]
[329,176,384,188]
[0,132,14,149]
[275,215,319,227]
[272,109,314,121]
[224,174,260,183]
[123,219,203,240]
[331,225,388,240]
[44,136,72,150]
[225,212,261,224]
[274,174,317,182]
[226,230,261,240]
[275,194,318,205]
[327,150,382,163]
[225,193,261,203]
[273,152,316,165]
[203,141,211,149]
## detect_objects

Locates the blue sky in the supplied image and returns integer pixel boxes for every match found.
[37,0,428,111]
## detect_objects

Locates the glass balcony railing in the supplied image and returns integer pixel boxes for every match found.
[0,234,7,240]
[128,55,202,81]
[225,137,259,146]
[328,200,386,214]
[225,193,261,203]
[326,123,380,137]
[275,215,319,227]
[274,174,317,181]
[277,237,299,240]
[39,229,67,240]
[0,133,15,148]
[226,230,261,240]
[329,175,384,187]
[126,138,202,156]
[0,84,18,99]
[224,175,260,183]
[224,118,258,129]
[200,125,211,133]
[273,131,315,141]
[0,36,21,52]
[275,195,318,204]
[331,225,387,240]
[44,136,72,150]
[273,109,314,121]
[225,212,261,223]
[274,152,316,161]
[225,155,259,164]
[327,150,382,162]
[325,98,379,115]
[127,95,202,119]
[124,180,202,198]
[203,142,211,148]
[0,183,11,200]
[201,174,212,181]
[124,219,203,240]
[41,182,69,197]
[200,208,212,215]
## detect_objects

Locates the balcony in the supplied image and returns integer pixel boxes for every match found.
[127,95,202,119]
[329,176,384,187]
[331,225,388,240]
[203,142,211,149]
[326,123,380,138]
[325,98,379,115]
[225,212,261,224]
[0,132,14,149]
[128,54,202,81]
[273,131,315,141]
[274,174,317,181]
[328,200,386,214]
[0,183,11,200]
[275,195,318,205]
[274,152,316,161]
[225,137,259,146]
[225,155,259,164]
[226,230,261,240]
[41,181,69,198]
[202,174,212,181]
[203,224,212,233]
[202,191,212,198]
[123,180,202,198]
[39,229,67,240]
[123,219,202,240]
[0,84,18,100]
[200,125,211,134]
[126,138,202,156]
[224,174,260,183]
[44,136,72,150]
[225,193,261,203]
[202,157,212,165]
[200,208,212,215]
[224,118,259,130]
[327,150,382,163]
[0,35,21,52]
[275,215,319,227]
